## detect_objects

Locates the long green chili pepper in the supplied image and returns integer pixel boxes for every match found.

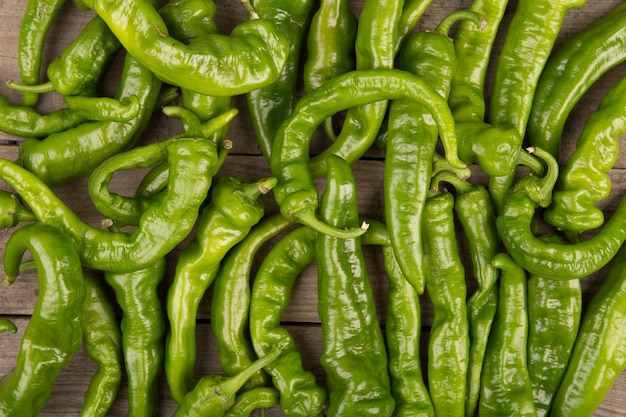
[19,52,162,188]
[172,345,283,417]
[526,235,582,417]
[385,10,482,294]
[78,0,289,96]
[528,1,626,161]
[223,387,280,417]
[16,0,67,106]
[211,213,294,391]
[270,68,465,239]
[421,187,470,417]
[306,0,403,176]
[487,0,587,211]
[0,138,217,272]
[479,252,537,417]
[498,147,626,280]
[87,110,237,227]
[431,172,499,417]
[166,176,275,404]
[104,259,166,417]
[317,154,394,417]
[0,95,86,138]
[0,223,84,417]
[7,14,121,97]
[249,225,327,417]
[550,245,626,417]
[61,95,140,122]
[246,0,315,162]
[302,0,357,141]
[382,242,433,416]
[544,73,626,233]
[80,270,123,417]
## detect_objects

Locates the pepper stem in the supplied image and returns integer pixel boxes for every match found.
[527,146,559,202]
[436,10,488,37]
[240,0,260,19]
[296,209,369,239]
[430,171,475,196]
[517,148,545,176]
[219,345,283,397]
[200,108,239,139]
[5,80,54,94]
[0,318,17,333]
[431,152,472,180]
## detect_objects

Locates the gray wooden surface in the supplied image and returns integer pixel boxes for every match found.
[1,0,626,415]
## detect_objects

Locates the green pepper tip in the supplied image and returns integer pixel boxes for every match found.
[296,209,367,239]
[257,177,278,194]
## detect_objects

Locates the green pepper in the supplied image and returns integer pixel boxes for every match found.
[165,176,275,404]
[78,0,289,96]
[246,0,315,162]
[16,0,67,106]
[0,223,85,417]
[223,387,280,417]
[211,213,294,391]
[80,270,123,417]
[544,73,626,233]
[317,154,394,417]
[431,172,499,417]
[0,138,217,272]
[487,0,587,212]
[479,252,537,417]
[422,187,469,417]
[270,68,464,239]
[395,0,433,50]
[498,147,626,280]
[0,95,87,138]
[528,1,626,161]
[550,245,626,417]
[306,0,403,177]
[7,14,121,97]
[104,259,166,417]
[382,240,433,416]
[384,10,482,294]
[172,345,283,417]
[19,52,162,188]
[526,235,582,417]
[0,190,37,230]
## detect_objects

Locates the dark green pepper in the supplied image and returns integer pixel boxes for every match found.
[0,223,84,417]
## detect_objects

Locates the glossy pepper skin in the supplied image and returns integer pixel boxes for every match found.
[211,213,294,391]
[78,0,289,96]
[8,14,121,97]
[172,345,283,417]
[422,188,469,417]
[165,176,275,404]
[433,173,499,417]
[0,223,85,417]
[223,386,280,417]
[487,0,587,212]
[498,148,626,280]
[550,245,626,417]
[526,235,581,417]
[0,190,37,229]
[544,73,626,233]
[382,240,433,416]
[306,0,403,177]
[80,270,123,417]
[104,259,166,417]
[249,225,327,417]
[17,0,67,106]
[0,138,217,272]
[385,11,481,295]
[270,68,464,239]
[0,95,86,138]
[317,155,394,417]
[395,0,433,50]
[528,1,626,161]
[19,52,162,187]
[479,253,537,417]
[246,0,315,162]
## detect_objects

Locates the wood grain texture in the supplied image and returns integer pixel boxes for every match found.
[1,0,626,415]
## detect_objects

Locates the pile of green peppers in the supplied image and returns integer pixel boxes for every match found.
[1,0,626,416]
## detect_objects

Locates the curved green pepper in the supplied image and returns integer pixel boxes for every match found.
[78,0,289,96]
[0,223,84,417]
[165,176,275,404]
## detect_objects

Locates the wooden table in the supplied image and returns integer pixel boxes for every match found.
[1,0,626,415]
